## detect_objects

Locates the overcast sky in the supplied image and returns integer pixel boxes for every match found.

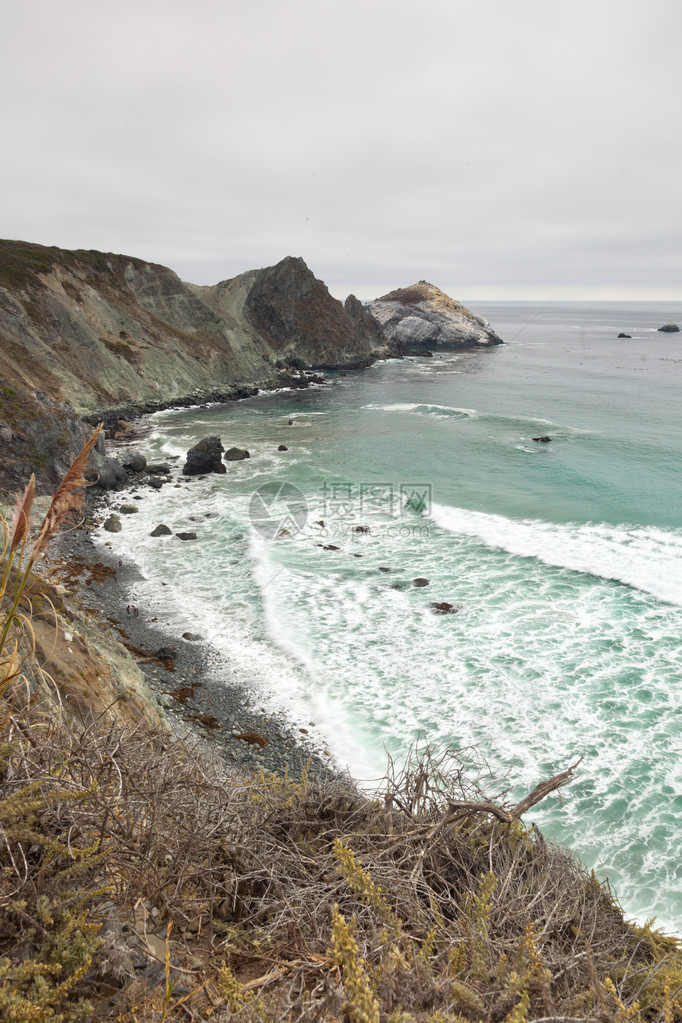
[2,0,680,300]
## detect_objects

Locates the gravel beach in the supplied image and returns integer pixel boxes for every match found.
[52,495,337,783]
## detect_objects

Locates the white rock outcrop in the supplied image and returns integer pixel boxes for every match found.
[368,281,502,348]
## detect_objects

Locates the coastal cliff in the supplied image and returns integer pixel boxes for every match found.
[0,241,393,494]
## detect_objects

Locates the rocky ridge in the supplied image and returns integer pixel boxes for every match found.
[0,242,394,495]
[369,280,503,348]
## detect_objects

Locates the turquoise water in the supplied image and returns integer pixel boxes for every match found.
[106,302,682,932]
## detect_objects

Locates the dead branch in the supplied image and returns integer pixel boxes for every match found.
[446,758,583,822]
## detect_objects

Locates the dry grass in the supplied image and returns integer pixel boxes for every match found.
[2,702,682,1022]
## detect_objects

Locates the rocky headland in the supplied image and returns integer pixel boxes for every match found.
[368,280,503,349]
[0,240,502,498]
[0,243,392,496]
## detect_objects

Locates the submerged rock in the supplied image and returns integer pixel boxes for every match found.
[183,436,226,475]
[532,436,552,443]
[224,447,250,461]
[176,531,197,541]
[430,601,461,614]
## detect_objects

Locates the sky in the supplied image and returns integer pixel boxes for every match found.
[2,0,681,301]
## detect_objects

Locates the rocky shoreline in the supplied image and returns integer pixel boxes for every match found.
[54,501,337,783]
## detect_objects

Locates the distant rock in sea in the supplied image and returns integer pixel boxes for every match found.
[657,323,680,333]
[368,281,502,349]
[617,332,632,339]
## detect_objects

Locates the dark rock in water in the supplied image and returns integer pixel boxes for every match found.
[146,462,172,474]
[658,323,680,333]
[224,447,250,461]
[150,524,172,537]
[378,566,392,573]
[430,601,461,614]
[314,520,325,527]
[103,514,122,533]
[121,451,147,472]
[617,332,632,339]
[85,435,128,490]
[354,525,371,534]
[413,578,430,587]
[176,531,197,541]
[118,504,138,514]
[147,476,164,489]
[288,419,294,425]
[183,436,226,475]
[532,436,552,443]
[156,646,177,661]
[278,444,288,451]
[322,544,339,551]
[390,583,407,590]
[182,632,200,641]
[351,553,363,558]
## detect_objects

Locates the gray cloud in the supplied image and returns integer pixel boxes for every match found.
[2,0,680,299]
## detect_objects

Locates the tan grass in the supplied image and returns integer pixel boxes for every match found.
[30,424,102,563]
[9,473,35,554]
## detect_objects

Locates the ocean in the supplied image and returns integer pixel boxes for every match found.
[103,301,682,933]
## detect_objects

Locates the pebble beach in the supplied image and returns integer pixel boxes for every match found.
[54,496,336,784]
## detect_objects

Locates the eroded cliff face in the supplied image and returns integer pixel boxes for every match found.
[369,281,503,348]
[0,241,393,494]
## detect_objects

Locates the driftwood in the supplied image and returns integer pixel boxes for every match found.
[446,758,583,822]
